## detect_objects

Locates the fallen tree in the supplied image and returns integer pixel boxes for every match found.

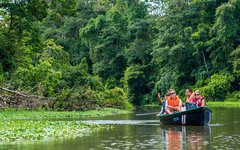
[0,87,55,109]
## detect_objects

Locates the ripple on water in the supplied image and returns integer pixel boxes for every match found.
[209,123,224,126]
[98,136,160,150]
[82,120,159,125]
[212,134,240,149]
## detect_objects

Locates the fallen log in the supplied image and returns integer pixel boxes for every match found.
[0,87,54,100]
[0,87,28,97]
[0,87,56,109]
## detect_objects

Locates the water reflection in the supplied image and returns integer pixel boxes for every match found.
[1,107,240,150]
[159,125,211,150]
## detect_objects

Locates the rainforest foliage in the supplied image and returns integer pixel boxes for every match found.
[0,0,240,110]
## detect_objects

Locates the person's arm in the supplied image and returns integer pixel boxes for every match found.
[157,93,164,104]
[165,101,172,111]
[189,92,195,102]
[167,104,175,110]
[179,99,182,106]
[169,99,182,111]
[201,98,206,106]
[165,101,168,109]
[165,102,172,114]
[169,106,179,111]
[177,99,182,111]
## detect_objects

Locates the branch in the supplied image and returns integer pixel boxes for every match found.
[0,87,28,97]
[0,87,53,100]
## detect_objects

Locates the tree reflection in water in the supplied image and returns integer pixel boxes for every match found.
[159,125,211,150]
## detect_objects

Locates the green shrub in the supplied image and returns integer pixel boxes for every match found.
[0,65,4,83]
[225,91,240,102]
[55,86,132,111]
[104,77,118,89]
[123,65,145,105]
[13,58,61,96]
[101,87,133,109]
[55,86,103,111]
[197,73,234,101]
[60,58,89,88]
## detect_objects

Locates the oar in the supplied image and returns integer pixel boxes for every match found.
[136,112,158,116]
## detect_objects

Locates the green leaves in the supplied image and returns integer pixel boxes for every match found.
[197,73,235,100]
[13,58,62,96]
[231,45,240,75]
[42,39,70,66]
[101,87,133,109]
[80,8,128,80]
[0,107,130,143]
[0,120,99,143]
[209,0,240,71]
[124,64,146,105]
[1,0,240,106]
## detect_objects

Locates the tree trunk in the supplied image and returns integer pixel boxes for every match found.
[201,49,209,78]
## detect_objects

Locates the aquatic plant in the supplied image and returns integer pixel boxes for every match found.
[0,108,130,120]
[0,120,100,143]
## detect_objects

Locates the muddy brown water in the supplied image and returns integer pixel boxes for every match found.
[1,106,240,150]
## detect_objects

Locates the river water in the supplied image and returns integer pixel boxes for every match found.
[1,106,240,150]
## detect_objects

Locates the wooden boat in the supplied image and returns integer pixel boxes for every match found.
[159,106,212,125]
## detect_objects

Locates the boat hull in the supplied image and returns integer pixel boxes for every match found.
[159,107,212,125]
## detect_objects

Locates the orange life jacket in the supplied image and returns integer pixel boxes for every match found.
[167,96,180,107]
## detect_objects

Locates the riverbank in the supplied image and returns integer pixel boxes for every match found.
[207,102,240,107]
[0,108,130,144]
[0,108,130,120]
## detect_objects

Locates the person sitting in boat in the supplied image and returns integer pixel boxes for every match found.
[165,89,182,114]
[190,90,206,107]
[180,88,193,111]
[185,88,193,102]
[157,92,170,115]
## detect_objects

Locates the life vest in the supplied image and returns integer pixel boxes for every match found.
[167,96,180,107]
[191,96,204,107]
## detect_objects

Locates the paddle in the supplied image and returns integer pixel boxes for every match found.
[135,112,158,116]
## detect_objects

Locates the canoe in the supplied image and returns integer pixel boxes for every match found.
[159,106,212,125]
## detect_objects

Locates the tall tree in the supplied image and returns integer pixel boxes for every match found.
[80,2,128,81]
[0,0,48,71]
[152,0,230,92]
[208,0,240,73]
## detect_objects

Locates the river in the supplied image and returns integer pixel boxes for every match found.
[1,106,240,150]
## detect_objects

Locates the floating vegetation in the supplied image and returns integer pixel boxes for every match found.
[0,120,100,143]
[0,108,130,143]
[0,108,130,121]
